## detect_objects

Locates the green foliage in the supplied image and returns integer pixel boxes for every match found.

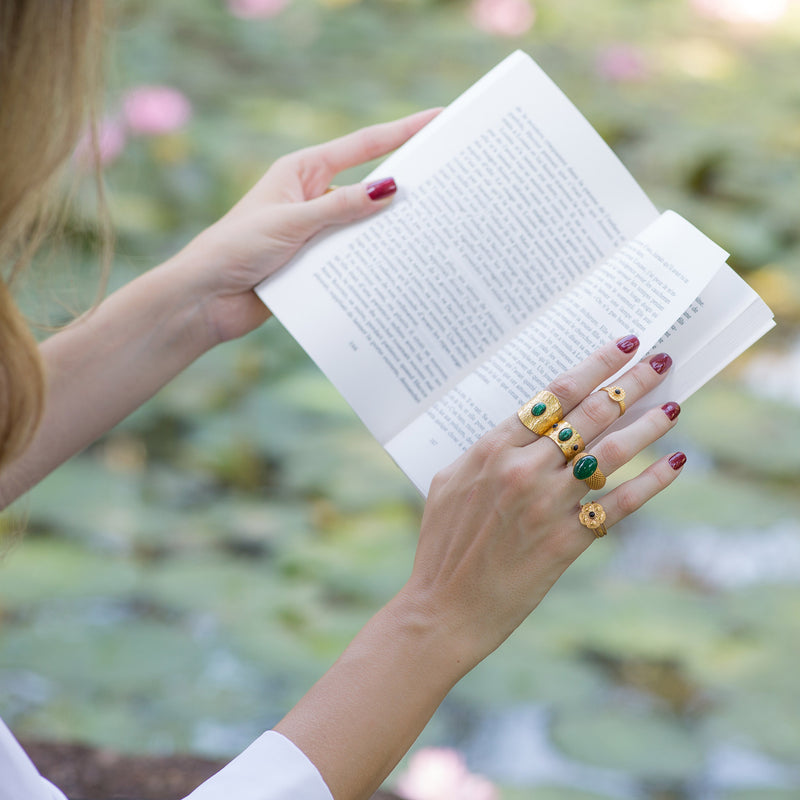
[3,1,800,797]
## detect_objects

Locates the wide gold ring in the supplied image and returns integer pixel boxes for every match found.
[600,385,626,416]
[579,501,608,538]
[572,453,607,490]
[518,390,563,435]
[545,419,584,461]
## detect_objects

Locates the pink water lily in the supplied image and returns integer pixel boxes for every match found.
[469,0,535,37]
[227,0,290,18]
[596,45,649,82]
[74,117,127,167]
[395,747,498,800]
[123,86,192,136]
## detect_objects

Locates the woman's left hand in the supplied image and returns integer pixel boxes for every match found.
[171,108,440,345]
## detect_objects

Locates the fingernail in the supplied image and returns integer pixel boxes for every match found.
[616,334,640,354]
[366,177,397,201]
[649,353,673,374]
[669,451,687,470]
[661,401,681,421]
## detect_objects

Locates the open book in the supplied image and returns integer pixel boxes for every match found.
[256,50,774,496]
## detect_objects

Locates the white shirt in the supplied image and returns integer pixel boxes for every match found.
[0,718,333,800]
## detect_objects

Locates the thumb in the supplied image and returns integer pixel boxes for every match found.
[288,177,398,241]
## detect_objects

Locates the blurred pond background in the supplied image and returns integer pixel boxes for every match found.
[3,0,800,798]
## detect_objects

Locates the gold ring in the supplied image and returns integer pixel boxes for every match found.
[579,501,607,538]
[518,390,563,435]
[600,385,626,416]
[572,453,607,490]
[324,184,340,194]
[545,420,584,461]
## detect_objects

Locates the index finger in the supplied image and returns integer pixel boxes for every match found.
[498,335,641,447]
[303,108,442,179]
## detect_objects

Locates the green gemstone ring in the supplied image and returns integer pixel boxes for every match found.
[518,390,563,436]
[572,453,607,490]
[545,419,584,461]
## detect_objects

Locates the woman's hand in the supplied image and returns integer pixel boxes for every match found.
[275,336,685,800]
[401,335,684,668]
[170,108,441,345]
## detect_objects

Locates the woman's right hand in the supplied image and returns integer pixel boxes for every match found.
[274,336,684,800]
[402,335,684,669]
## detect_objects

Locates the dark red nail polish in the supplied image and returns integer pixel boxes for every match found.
[650,353,673,375]
[616,334,640,354]
[669,452,687,470]
[661,401,681,421]
[366,177,397,201]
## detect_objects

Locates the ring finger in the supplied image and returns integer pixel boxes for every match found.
[538,350,673,465]
[578,449,687,542]
[566,401,681,496]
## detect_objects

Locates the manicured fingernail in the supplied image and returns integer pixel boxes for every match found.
[669,451,687,470]
[366,177,397,201]
[649,353,673,374]
[616,334,640,354]
[661,401,681,421]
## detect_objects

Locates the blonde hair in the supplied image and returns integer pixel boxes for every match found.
[0,0,105,468]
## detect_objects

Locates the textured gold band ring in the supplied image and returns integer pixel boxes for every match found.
[579,501,608,538]
[600,385,626,416]
[572,453,607,490]
[518,390,563,435]
[545,420,584,461]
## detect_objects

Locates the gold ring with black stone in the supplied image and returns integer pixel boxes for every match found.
[572,453,607,490]
[545,420,584,461]
[600,385,626,416]
[518,390,563,435]
[579,501,608,538]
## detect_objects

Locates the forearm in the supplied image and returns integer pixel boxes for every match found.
[0,257,216,506]
[274,590,473,800]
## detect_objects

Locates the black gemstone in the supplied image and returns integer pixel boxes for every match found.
[589,511,596,518]
[614,389,621,395]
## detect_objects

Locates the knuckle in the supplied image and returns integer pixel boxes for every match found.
[595,346,619,373]
[598,435,626,468]
[548,373,580,404]
[628,364,651,394]
[615,483,641,516]
[650,462,673,491]
[498,460,529,493]
[582,392,612,427]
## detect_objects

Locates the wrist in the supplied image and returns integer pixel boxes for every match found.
[386,587,482,686]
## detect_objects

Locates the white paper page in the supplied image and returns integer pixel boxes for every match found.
[386,211,728,495]
[627,295,775,416]
[614,266,775,416]
[256,50,658,445]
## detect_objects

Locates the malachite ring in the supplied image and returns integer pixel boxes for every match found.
[545,419,584,461]
[518,390,563,436]
[579,501,608,538]
[572,453,607,490]
[600,385,626,416]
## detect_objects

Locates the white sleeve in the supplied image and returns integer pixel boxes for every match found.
[184,730,334,800]
[0,719,69,800]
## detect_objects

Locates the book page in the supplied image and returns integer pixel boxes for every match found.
[615,268,776,419]
[257,51,658,445]
[385,211,729,495]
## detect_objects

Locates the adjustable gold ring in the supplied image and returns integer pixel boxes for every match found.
[600,385,626,416]
[518,390,563,435]
[545,420,584,461]
[579,501,608,538]
[572,453,607,490]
